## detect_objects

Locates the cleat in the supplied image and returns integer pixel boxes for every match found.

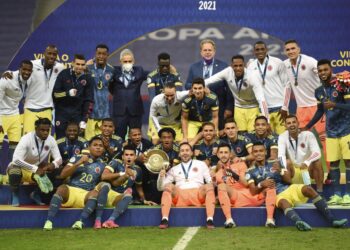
[333,218,348,228]
[159,218,169,229]
[11,193,19,207]
[224,218,236,228]
[265,218,276,228]
[295,221,312,231]
[42,175,54,192]
[33,174,49,194]
[102,220,119,229]
[206,219,215,229]
[327,195,342,205]
[30,191,45,205]
[72,220,83,230]
[43,220,53,231]
[340,194,350,206]
[94,220,102,230]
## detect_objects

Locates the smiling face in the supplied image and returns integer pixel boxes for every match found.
[284,42,301,61]
[65,123,79,141]
[231,58,244,78]
[192,83,205,100]
[20,63,33,81]
[252,144,266,162]
[179,143,193,163]
[101,121,115,137]
[317,63,332,83]
[202,124,215,142]
[44,47,58,68]
[254,118,268,137]
[254,43,267,62]
[285,116,299,134]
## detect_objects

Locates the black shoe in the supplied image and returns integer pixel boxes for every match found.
[206,219,215,229]
[159,219,169,229]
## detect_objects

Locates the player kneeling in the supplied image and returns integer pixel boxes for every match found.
[157,142,216,229]
[215,143,276,228]
[248,142,348,231]
[43,136,106,230]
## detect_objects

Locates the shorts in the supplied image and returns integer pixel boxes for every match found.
[23,108,52,134]
[231,187,265,207]
[0,114,21,142]
[147,118,183,141]
[276,184,308,207]
[326,134,350,162]
[85,119,102,141]
[62,186,89,208]
[269,110,285,135]
[296,106,325,134]
[173,187,204,207]
[234,106,260,132]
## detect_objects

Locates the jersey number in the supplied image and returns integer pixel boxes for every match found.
[80,173,93,183]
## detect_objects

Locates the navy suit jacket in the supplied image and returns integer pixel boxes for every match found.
[109,66,148,116]
[185,59,233,111]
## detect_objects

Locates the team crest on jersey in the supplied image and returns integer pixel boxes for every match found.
[301,64,306,70]
[88,159,93,163]
[268,65,273,71]
[95,167,101,174]
[245,173,251,180]
[44,145,49,151]
[80,79,87,86]
[193,167,198,172]
[54,68,58,73]
[300,143,305,148]
[69,157,76,163]
[105,74,111,80]
[75,148,81,154]
[236,147,242,153]
[332,91,338,97]
[56,120,60,126]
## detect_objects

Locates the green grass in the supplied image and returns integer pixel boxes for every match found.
[1,227,350,250]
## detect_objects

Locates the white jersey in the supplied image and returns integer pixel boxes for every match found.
[278,130,321,168]
[160,159,211,190]
[9,131,62,173]
[150,90,189,130]
[247,55,290,109]
[0,71,28,121]
[205,67,269,117]
[282,54,321,109]
[25,59,64,109]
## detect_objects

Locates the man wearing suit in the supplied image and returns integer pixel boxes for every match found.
[109,49,148,140]
[186,39,234,130]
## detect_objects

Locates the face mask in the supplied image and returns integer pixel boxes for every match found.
[122,63,133,72]
[203,58,213,65]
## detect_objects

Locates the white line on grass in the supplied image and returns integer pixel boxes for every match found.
[172,227,200,250]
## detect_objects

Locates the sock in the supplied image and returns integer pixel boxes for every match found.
[161,189,172,219]
[95,184,110,221]
[80,198,97,221]
[108,195,132,221]
[218,188,232,220]
[265,188,276,220]
[8,144,16,162]
[205,189,216,219]
[284,208,302,224]
[346,166,350,195]
[329,166,341,196]
[8,168,22,194]
[312,195,334,222]
[47,194,63,221]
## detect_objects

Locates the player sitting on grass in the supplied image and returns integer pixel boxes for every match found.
[93,145,156,229]
[157,142,216,229]
[246,142,348,231]
[215,143,276,228]
[43,136,106,230]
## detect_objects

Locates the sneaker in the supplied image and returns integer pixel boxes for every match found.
[340,194,350,206]
[265,218,276,228]
[224,218,236,228]
[72,220,83,230]
[30,191,45,205]
[333,218,348,228]
[94,220,102,230]
[102,220,119,229]
[206,219,215,229]
[11,193,19,207]
[159,218,169,229]
[295,221,312,231]
[33,174,49,194]
[43,220,53,231]
[327,194,342,205]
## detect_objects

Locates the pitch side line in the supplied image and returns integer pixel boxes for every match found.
[172,227,200,250]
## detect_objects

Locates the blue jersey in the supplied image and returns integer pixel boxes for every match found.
[147,69,183,100]
[68,155,106,191]
[57,136,86,165]
[87,63,115,119]
[182,94,219,122]
[245,132,278,159]
[245,161,289,194]
[106,159,142,193]
[194,139,220,165]
[314,84,350,137]
[220,135,249,157]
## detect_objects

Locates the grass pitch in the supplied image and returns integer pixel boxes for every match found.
[1,226,350,250]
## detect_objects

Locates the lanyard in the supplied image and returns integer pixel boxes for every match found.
[181,160,193,180]
[136,143,143,156]
[17,74,27,98]
[159,73,169,89]
[257,56,269,85]
[94,63,106,89]
[235,77,244,94]
[34,136,45,163]
[41,59,53,88]
[289,136,298,159]
[291,55,302,86]
[195,99,204,121]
